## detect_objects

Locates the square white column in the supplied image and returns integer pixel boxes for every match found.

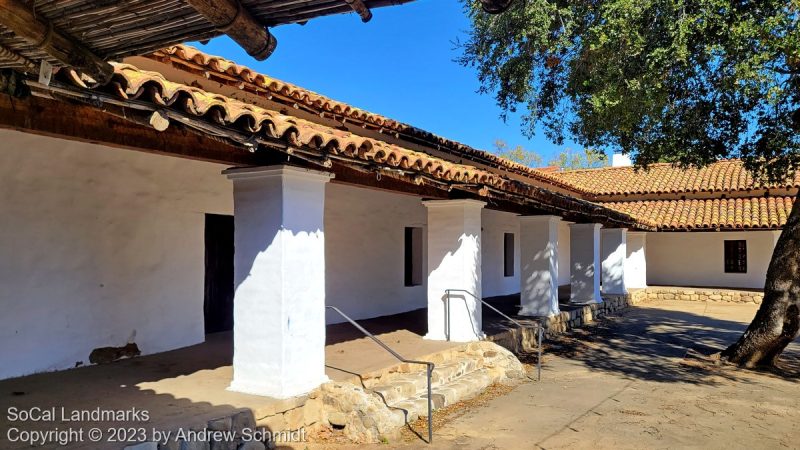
[625,231,648,289]
[224,165,333,398]
[519,215,561,317]
[424,199,485,342]
[601,228,628,295]
[569,223,603,304]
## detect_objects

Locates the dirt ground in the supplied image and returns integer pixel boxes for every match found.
[309,299,800,450]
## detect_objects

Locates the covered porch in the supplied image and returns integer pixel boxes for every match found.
[0,308,524,450]
[0,102,652,447]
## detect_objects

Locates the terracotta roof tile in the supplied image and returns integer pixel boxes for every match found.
[552,160,800,196]
[146,45,586,195]
[603,196,794,230]
[58,63,655,231]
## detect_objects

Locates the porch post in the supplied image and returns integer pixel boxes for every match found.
[569,223,603,304]
[519,215,561,317]
[625,231,648,289]
[224,165,333,398]
[424,199,485,342]
[601,228,628,295]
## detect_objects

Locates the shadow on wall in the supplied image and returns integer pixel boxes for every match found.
[520,248,556,314]
[604,264,624,289]
[540,305,800,385]
[442,291,483,340]
[429,232,482,340]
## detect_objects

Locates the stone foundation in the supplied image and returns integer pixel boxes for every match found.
[541,294,642,335]
[639,286,764,304]
[534,286,764,337]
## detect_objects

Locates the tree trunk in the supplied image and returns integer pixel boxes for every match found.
[721,193,800,367]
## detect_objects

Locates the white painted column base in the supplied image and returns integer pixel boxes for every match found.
[625,231,648,289]
[225,165,333,398]
[601,228,628,295]
[519,215,561,317]
[424,200,485,342]
[569,223,603,304]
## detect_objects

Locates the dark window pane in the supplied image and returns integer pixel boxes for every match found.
[504,233,515,277]
[724,240,747,273]
[405,227,423,286]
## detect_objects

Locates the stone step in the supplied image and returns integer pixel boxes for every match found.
[368,356,481,405]
[430,356,481,386]
[356,342,525,426]
[387,368,500,421]
[314,341,525,443]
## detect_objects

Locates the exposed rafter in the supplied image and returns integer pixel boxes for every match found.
[345,0,373,22]
[0,0,113,83]
[184,0,277,60]
[0,43,36,72]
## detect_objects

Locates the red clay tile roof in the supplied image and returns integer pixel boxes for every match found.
[61,51,798,232]
[551,160,800,196]
[57,62,656,231]
[552,160,798,230]
[604,196,795,230]
[145,45,585,195]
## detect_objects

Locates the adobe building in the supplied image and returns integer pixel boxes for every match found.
[1,45,792,392]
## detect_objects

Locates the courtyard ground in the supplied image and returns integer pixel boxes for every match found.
[311,299,800,450]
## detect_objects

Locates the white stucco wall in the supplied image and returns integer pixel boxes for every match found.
[557,221,571,286]
[0,130,232,380]
[481,209,521,297]
[324,184,428,323]
[646,230,781,289]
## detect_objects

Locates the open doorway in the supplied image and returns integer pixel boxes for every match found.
[204,214,234,334]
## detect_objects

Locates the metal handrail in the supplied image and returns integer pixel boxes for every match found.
[444,289,543,381]
[325,305,435,444]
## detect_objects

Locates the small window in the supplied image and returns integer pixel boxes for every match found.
[504,232,515,277]
[724,240,747,273]
[404,227,423,286]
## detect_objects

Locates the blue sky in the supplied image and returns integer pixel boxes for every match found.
[192,0,583,162]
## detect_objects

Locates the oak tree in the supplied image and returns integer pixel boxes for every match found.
[461,0,799,367]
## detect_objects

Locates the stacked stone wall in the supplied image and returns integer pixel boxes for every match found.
[640,286,763,304]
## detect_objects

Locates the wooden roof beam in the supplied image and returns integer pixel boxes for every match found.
[345,0,373,22]
[0,0,113,84]
[185,0,277,60]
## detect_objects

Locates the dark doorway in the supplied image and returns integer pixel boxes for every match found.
[204,214,234,334]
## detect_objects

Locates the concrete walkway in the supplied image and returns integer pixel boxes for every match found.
[0,318,458,450]
[359,300,800,450]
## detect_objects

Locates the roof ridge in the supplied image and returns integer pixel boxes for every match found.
[558,159,745,174]
[551,159,800,196]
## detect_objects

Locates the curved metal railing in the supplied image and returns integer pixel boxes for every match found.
[326,305,435,443]
[444,289,544,381]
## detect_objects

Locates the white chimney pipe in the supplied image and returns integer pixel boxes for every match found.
[612,153,633,167]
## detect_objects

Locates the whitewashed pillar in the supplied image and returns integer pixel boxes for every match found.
[224,165,333,398]
[519,215,560,317]
[569,223,603,304]
[424,199,485,342]
[625,232,648,289]
[601,228,628,295]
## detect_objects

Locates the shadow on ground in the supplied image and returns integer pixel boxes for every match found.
[529,303,800,385]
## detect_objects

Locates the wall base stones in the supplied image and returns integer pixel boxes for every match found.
[538,294,641,336]
[640,286,764,304]
[531,286,764,337]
